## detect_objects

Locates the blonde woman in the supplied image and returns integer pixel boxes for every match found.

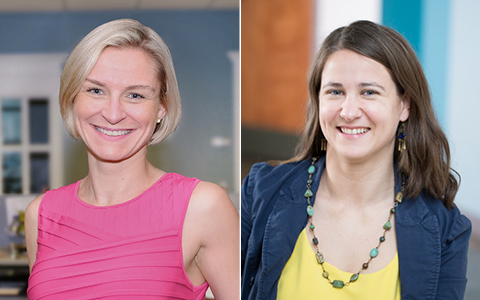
[25,19,238,299]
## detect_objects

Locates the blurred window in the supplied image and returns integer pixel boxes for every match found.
[29,99,49,144]
[2,152,22,193]
[1,99,22,144]
[0,97,51,194]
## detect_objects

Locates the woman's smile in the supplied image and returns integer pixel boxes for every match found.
[338,127,370,135]
[93,125,132,137]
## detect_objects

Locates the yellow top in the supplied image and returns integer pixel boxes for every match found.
[277,228,401,300]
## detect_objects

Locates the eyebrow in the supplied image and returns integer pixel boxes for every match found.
[321,81,385,91]
[85,78,106,87]
[322,82,343,90]
[359,82,385,92]
[84,78,156,92]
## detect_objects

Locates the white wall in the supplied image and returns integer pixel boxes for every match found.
[447,0,480,218]
[315,0,382,49]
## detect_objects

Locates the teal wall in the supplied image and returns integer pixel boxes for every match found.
[383,0,449,126]
[382,0,423,55]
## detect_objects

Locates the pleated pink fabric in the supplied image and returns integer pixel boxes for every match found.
[28,173,209,299]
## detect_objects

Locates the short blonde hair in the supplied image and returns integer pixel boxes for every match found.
[60,18,181,145]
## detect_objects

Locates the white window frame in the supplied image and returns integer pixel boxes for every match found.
[228,51,239,194]
[0,53,67,194]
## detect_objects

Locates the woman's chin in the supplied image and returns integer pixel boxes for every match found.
[328,146,395,166]
[327,147,373,163]
[86,146,142,163]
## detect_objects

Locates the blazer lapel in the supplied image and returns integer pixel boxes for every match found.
[258,158,324,299]
[396,194,440,300]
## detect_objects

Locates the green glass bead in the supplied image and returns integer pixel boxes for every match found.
[308,165,316,174]
[316,252,325,264]
[307,179,313,184]
[304,189,313,198]
[332,280,344,288]
[307,205,314,216]
[322,271,329,278]
[370,248,379,258]
[350,273,359,282]
[391,208,396,213]
[310,224,315,230]
[380,236,386,242]
[383,220,392,230]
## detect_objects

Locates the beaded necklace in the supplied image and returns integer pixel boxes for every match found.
[305,157,404,288]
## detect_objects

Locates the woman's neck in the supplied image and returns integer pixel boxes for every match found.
[321,151,395,208]
[79,149,164,206]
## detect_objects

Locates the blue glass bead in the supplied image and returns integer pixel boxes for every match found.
[350,273,359,282]
[332,280,344,288]
[308,165,316,174]
[307,205,314,216]
[370,248,379,258]
[313,237,318,245]
[307,179,313,184]
[380,236,386,242]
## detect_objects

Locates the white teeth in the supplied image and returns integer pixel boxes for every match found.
[340,128,369,135]
[95,127,131,137]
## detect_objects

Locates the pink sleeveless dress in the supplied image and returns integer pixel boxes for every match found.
[27,173,209,299]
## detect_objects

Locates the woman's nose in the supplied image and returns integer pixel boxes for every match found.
[101,97,127,124]
[339,95,362,121]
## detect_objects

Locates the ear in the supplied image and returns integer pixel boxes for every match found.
[157,103,166,120]
[399,95,410,122]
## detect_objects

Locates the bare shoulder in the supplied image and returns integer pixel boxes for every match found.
[189,181,236,218]
[25,194,45,271]
[186,181,239,299]
[25,194,44,220]
[186,181,238,243]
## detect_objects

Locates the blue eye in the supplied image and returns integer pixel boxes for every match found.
[329,90,343,95]
[129,93,144,99]
[363,90,377,96]
[88,88,103,95]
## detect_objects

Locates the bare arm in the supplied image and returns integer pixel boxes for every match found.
[25,194,44,272]
[184,182,239,300]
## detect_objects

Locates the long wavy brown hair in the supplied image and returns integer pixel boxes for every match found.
[289,20,458,208]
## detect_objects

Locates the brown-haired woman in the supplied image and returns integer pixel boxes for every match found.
[241,20,471,300]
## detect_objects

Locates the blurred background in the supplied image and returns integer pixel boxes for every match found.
[0,0,238,298]
[242,0,479,298]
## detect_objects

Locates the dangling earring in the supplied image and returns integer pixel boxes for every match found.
[321,135,327,151]
[398,122,406,152]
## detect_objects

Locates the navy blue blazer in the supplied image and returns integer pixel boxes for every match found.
[241,156,471,300]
